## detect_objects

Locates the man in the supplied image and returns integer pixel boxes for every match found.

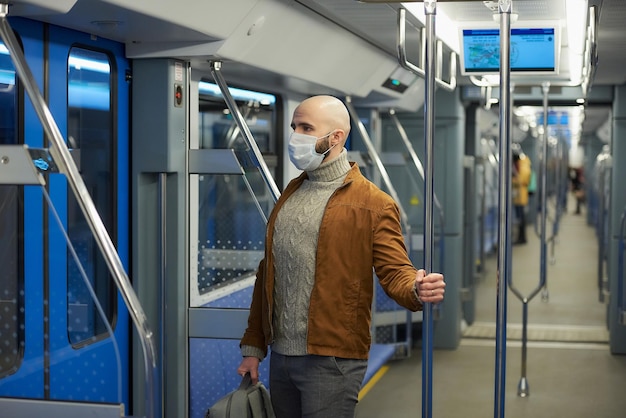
[237,95,446,418]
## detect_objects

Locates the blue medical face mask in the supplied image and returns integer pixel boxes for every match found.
[288,131,337,171]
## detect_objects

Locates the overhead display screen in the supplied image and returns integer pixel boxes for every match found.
[460,27,558,75]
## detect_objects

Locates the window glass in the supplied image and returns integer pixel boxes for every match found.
[66,47,116,346]
[0,40,24,376]
[194,83,279,301]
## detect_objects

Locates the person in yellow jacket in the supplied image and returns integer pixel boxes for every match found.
[512,150,532,244]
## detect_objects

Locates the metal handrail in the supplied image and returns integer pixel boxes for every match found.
[0,4,158,417]
[532,134,563,280]
[209,61,281,203]
[344,97,413,357]
[388,110,445,229]
[597,163,607,302]
[536,88,555,301]
[494,3,513,417]
[225,104,252,148]
[618,206,626,325]
[344,99,411,235]
[388,109,445,274]
[596,153,611,303]
[478,156,487,270]
[397,7,457,92]
[222,103,272,223]
[158,173,167,417]
[417,2,438,417]
[508,81,550,401]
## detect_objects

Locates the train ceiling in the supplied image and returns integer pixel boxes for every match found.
[4,0,626,139]
[299,0,621,141]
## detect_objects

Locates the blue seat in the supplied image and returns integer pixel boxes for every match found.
[363,343,397,386]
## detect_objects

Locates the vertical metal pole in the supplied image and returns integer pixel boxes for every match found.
[510,82,550,399]
[480,161,486,272]
[520,301,529,387]
[506,83,550,398]
[540,83,550,307]
[598,163,605,302]
[619,208,626,324]
[422,1,436,417]
[158,173,167,418]
[494,1,512,417]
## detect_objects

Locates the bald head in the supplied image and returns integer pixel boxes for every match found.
[290,96,351,161]
[296,95,351,135]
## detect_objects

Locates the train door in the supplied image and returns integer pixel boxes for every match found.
[187,75,280,418]
[0,17,130,408]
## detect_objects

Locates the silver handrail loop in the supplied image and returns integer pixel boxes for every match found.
[397,7,457,92]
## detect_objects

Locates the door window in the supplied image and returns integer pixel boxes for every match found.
[66,47,116,346]
[0,40,24,377]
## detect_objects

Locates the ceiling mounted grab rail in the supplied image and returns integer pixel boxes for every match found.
[397,7,457,92]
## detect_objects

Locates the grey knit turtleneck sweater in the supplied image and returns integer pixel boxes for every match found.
[271,149,351,356]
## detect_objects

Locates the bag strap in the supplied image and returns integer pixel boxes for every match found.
[238,374,252,390]
[248,383,275,418]
[259,384,275,417]
[247,388,264,417]
[229,374,253,418]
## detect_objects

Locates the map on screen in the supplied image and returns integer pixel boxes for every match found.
[460,27,557,75]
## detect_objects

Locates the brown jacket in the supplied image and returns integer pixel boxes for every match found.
[240,163,422,360]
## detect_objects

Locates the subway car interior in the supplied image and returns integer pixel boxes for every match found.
[0,0,625,417]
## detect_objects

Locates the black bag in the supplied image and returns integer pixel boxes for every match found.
[206,374,275,418]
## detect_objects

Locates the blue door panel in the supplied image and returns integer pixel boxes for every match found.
[46,24,130,405]
[0,17,45,399]
[0,17,130,408]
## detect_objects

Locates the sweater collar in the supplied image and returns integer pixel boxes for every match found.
[306,148,351,182]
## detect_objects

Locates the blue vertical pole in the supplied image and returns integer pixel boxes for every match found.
[495,1,512,417]
[422,1,436,418]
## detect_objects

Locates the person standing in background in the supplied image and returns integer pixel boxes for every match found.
[512,150,532,244]
[569,167,585,214]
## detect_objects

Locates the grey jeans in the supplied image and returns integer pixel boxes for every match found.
[269,351,368,418]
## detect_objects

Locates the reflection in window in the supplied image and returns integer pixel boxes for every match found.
[66,47,116,346]
[198,81,277,153]
[195,84,279,297]
[0,40,24,377]
[196,174,268,295]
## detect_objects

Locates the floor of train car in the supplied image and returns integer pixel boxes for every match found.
[356,197,626,418]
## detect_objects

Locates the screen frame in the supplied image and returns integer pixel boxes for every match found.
[458,21,561,76]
